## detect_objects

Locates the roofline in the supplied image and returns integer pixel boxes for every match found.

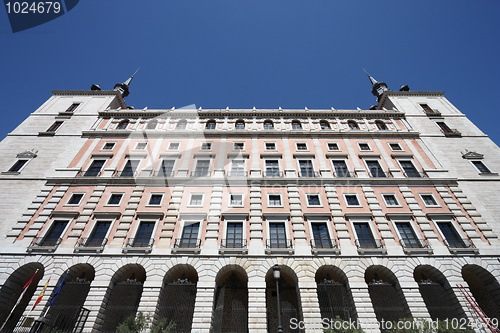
[52,90,127,108]
[377,90,445,109]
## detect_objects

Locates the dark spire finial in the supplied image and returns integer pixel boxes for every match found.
[113,68,139,98]
[364,69,389,101]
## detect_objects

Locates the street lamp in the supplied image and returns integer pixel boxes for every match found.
[273,264,283,333]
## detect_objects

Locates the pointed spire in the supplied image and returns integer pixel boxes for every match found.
[364,69,389,101]
[113,68,139,98]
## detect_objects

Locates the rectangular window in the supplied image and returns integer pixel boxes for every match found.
[83,160,105,177]
[180,222,199,247]
[265,160,280,177]
[148,194,163,206]
[159,159,175,177]
[399,160,420,177]
[194,160,210,177]
[332,160,350,177]
[230,160,245,177]
[133,221,155,247]
[299,160,315,177]
[87,221,111,247]
[200,142,212,151]
[311,223,332,248]
[296,143,308,151]
[265,142,276,151]
[41,220,67,246]
[306,194,321,206]
[168,142,180,150]
[134,142,148,150]
[107,193,123,205]
[396,222,420,248]
[354,223,377,248]
[66,103,80,112]
[344,194,360,206]
[420,104,433,113]
[327,143,339,151]
[437,222,466,248]
[472,161,491,174]
[233,142,245,151]
[189,194,203,206]
[102,142,116,150]
[383,194,399,206]
[226,222,243,248]
[120,160,140,177]
[46,121,63,132]
[358,143,371,151]
[269,222,287,248]
[389,143,402,151]
[268,194,282,207]
[67,193,84,205]
[420,194,439,207]
[8,160,28,172]
[230,194,243,206]
[366,160,386,177]
[436,122,453,134]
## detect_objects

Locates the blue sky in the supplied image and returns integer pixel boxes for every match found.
[1,1,500,145]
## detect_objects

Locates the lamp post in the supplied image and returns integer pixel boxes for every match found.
[273,264,283,333]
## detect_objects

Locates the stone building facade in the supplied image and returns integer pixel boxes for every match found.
[0,76,499,333]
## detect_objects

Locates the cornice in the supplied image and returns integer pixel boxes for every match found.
[377,91,445,110]
[52,90,127,109]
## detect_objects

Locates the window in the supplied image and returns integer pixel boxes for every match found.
[107,193,123,205]
[8,160,28,172]
[265,142,276,151]
[67,193,84,205]
[311,223,332,248]
[366,160,386,177]
[235,120,245,129]
[180,222,200,247]
[41,220,67,246]
[102,142,115,150]
[263,120,274,130]
[230,160,246,177]
[437,222,466,248]
[47,121,63,132]
[299,160,315,177]
[389,143,402,151]
[230,194,243,206]
[86,221,111,247]
[436,122,453,134]
[375,121,387,130]
[332,160,350,177]
[200,142,212,151]
[83,160,105,177]
[348,120,359,130]
[148,194,163,206]
[296,143,308,151]
[306,194,321,207]
[471,161,491,174]
[233,142,245,151]
[134,142,148,150]
[120,160,140,177]
[358,143,371,151]
[320,120,330,130]
[205,120,216,129]
[383,194,399,206]
[66,103,80,112]
[354,223,377,248]
[327,143,339,151]
[395,222,420,248]
[133,221,155,247]
[168,142,180,150]
[269,222,287,248]
[399,160,420,177]
[265,160,280,177]
[420,194,439,207]
[226,222,243,248]
[146,119,158,129]
[420,104,433,113]
[344,194,360,206]
[159,159,175,177]
[189,194,204,206]
[176,120,187,129]
[268,194,282,207]
[116,120,129,130]
[291,120,302,130]
[193,160,210,177]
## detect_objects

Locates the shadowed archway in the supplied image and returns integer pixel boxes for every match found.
[462,264,500,320]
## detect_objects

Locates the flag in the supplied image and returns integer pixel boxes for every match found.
[31,277,50,311]
[49,271,67,307]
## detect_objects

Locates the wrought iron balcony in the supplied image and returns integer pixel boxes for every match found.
[125,238,154,248]
[310,239,338,249]
[115,170,138,178]
[266,239,293,249]
[334,170,355,178]
[369,170,388,178]
[76,237,107,248]
[28,237,62,252]
[263,171,283,178]
[424,109,441,117]
[299,171,319,178]
[400,238,429,249]
[441,128,462,137]
[220,239,247,249]
[403,170,427,178]
[191,170,210,177]
[444,238,476,249]
[78,169,102,177]
[227,171,247,177]
[355,238,385,249]
[173,238,201,249]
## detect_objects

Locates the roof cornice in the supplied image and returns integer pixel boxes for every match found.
[377,91,445,110]
[52,90,127,109]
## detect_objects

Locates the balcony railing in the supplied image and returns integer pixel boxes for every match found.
[125,238,154,248]
[191,170,210,177]
[263,171,283,178]
[400,238,430,249]
[220,239,247,249]
[116,170,138,178]
[266,239,293,249]
[403,170,427,178]
[28,237,62,252]
[76,237,108,248]
[369,169,388,178]
[299,171,319,178]
[424,109,441,117]
[227,171,247,177]
[79,169,102,177]
[173,238,201,249]
[444,238,476,249]
[355,238,385,249]
[310,239,338,249]
[441,129,462,137]
[334,170,355,178]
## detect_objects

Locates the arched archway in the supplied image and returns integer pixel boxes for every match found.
[414,265,465,320]
[315,266,357,321]
[266,265,303,333]
[44,264,95,332]
[97,264,146,333]
[211,266,248,333]
[154,264,198,333]
[0,263,44,331]
[365,266,411,325]
[462,264,500,320]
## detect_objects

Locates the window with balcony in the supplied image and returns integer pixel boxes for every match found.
[205,120,216,129]
[226,222,243,248]
[233,142,245,151]
[116,120,129,130]
[291,120,302,130]
[265,160,280,177]
[132,221,155,247]
[268,194,282,207]
[176,119,187,130]
[230,159,245,177]
[263,120,274,130]
[86,221,111,247]
[344,194,360,206]
[306,194,321,207]
[148,194,163,206]
[193,160,210,177]
[320,120,330,130]
[436,121,460,136]
[437,222,466,248]
[354,223,377,248]
[296,142,308,151]
[366,160,386,177]
[299,160,315,177]
[269,222,287,248]
[471,160,492,174]
[179,222,200,247]
[41,220,68,246]
[120,160,140,177]
[189,194,204,206]
[159,159,175,177]
[395,222,421,248]
[83,160,105,177]
[235,120,245,129]
[107,193,123,205]
[311,223,332,248]
[229,194,243,207]
[331,160,350,177]
[67,193,84,205]
[382,194,399,206]
[399,160,421,177]
[347,120,359,130]
[327,142,339,151]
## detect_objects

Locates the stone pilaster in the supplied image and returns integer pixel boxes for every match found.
[202,186,220,255]
[287,185,308,254]
[248,185,264,255]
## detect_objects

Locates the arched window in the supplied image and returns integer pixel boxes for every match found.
[462,265,500,321]
[320,120,330,130]
[375,121,387,130]
[316,266,357,321]
[263,120,274,130]
[176,119,187,130]
[235,120,245,130]
[205,120,216,130]
[116,120,129,130]
[291,120,302,130]
[347,120,359,130]
[147,119,158,130]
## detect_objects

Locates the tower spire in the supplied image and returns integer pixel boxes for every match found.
[364,69,389,101]
[113,68,139,98]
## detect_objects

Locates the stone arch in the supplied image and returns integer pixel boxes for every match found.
[235,119,245,129]
[375,120,387,130]
[265,265,302,333]
[205,119,217,129]
[0,262,44,331]
[414,265,465,320]
[95,264,146,333]
[211,265,248,333]
[365,265,411,324]
[263,119,274,130]
[347,120,359,130]
[154,264,198,333]
[315,265,357,321]
[319,120,331,130]
[44,263,95,332]
[462,264,500,320]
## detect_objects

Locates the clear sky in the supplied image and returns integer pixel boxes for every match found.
[1,1,499,145]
